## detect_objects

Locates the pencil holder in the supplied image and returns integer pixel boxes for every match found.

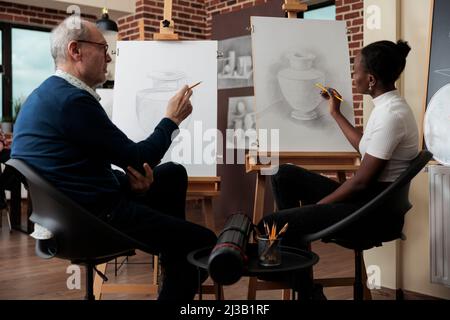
[257,235,282,267]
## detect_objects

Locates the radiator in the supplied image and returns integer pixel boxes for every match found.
[429,165,450,287]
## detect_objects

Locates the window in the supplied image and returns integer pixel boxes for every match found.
[11,28,54,120]
[0,25,7,123]
[304,5,336,20]
[1,23,54,122]
[303,1,336,20]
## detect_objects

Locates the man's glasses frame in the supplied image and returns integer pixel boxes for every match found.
[77,40,109,54]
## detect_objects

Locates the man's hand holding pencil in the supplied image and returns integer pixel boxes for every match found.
[165,82,202,126]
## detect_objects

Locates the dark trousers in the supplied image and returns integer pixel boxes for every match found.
[258,164,389,298]
[108,162,217,300]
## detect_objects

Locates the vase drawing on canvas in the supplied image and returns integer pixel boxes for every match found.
[136,71,191,135]
[277,52,325,120]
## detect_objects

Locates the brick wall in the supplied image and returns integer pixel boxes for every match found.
[117,0,270,41]
[118,0,207,40]
[0,1,96,28]
[336,0,364,128]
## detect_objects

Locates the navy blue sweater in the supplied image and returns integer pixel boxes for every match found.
[11,76,178,213]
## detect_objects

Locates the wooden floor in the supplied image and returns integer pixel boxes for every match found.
[0,206,396,300]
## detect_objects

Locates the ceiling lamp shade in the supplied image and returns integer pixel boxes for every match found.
[96,7,118,32]
[96,7,118,87]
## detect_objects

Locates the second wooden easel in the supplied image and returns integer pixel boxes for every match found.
[246,0,368,300]
[247,0,360,239]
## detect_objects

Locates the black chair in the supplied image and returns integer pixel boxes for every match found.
[0,150,12,232]
[300,150,433,300]
[0,172,12,232]
[6,158,151,300]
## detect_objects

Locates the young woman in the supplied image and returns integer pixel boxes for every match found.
[259,40,418,299]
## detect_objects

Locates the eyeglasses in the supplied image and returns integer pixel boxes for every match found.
[77,40,109,55]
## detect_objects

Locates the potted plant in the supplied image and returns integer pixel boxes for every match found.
[13,95,24,124]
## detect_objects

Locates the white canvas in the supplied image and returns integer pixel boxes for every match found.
[113,41,218,176]
[251,17,355,152]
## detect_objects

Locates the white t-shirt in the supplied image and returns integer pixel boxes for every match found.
[359,90,419,182]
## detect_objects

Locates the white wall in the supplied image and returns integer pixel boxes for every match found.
[363,0,401,290]
[400,0,450,299]
[363,0,450,299]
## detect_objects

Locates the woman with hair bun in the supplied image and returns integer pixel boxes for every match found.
[258,40,419,299]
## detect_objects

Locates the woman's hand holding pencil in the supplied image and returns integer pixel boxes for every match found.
[316,83,344,116]
[316,83,343,102]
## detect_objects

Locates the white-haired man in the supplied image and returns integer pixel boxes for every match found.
[11,16,216,300]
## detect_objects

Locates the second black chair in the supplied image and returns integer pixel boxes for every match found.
[300,150,433,300]
[248,150,432,300]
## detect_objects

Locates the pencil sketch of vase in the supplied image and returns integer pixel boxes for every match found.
[136,71,190,135]
[278,52,325,120]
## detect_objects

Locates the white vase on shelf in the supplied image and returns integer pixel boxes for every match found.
[277,52,325,120]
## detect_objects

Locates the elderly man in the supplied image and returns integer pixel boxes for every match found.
[11,16,216,300]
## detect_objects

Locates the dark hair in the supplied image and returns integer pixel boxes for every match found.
[361,40,411,87]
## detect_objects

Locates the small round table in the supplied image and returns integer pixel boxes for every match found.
[188,243,319,300]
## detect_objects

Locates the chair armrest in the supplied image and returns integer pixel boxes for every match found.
[300,190,387,243]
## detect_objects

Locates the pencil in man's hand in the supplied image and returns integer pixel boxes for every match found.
[315,83,344,102]
[188,81,202,90]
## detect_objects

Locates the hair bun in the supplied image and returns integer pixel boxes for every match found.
[396,40,411,59]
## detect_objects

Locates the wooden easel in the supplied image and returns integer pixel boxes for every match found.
[246,0,368,300]
[283,0,307,18]
[247,152,360,225]
[92,177,221,299]
[153,0,179,41]
[186,177,221,232]
[93,0,222,299]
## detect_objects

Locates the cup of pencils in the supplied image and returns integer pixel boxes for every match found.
[257,222,288,267]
